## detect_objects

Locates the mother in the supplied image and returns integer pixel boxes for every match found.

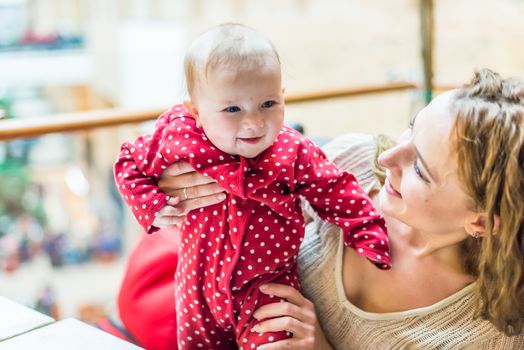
[116,69,524,349]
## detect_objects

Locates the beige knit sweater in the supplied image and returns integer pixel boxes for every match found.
[298,134,524,350]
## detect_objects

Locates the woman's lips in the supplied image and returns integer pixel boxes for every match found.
[238,136,263,144]
[385,178,402,198]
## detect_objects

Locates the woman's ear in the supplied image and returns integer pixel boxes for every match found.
[465,212,501,237]
[183,100,201,127]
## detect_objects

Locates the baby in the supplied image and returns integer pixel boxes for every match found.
[114,23,390,350]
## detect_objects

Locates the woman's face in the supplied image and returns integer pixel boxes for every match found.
[378,91,473,235]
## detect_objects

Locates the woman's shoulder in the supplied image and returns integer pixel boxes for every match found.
[322,132,391,196]
[301,132,391,237]
[321,133,378,162]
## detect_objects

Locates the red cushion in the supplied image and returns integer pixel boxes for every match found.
[118,227,180,350]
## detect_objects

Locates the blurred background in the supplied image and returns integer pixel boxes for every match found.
[0,0,523,325]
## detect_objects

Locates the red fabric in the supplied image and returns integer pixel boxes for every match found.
[114,104,390,348]
[96,318,135,344]
[118,227,180,350]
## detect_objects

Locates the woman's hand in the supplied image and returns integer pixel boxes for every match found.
[253,283,333,350]
[153,162,226,227]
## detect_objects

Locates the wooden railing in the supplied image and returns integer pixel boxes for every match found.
[0,82,417,141]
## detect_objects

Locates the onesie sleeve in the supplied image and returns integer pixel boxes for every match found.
[294,138,391,269]
[113,106,195,234]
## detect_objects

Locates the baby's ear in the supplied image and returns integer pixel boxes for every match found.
[183,100,201,126]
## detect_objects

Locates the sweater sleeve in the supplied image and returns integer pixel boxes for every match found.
[294,137,391,269]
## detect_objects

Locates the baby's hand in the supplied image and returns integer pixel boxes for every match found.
[152,197,186,228]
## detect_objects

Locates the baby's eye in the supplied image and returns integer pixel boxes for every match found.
[224,106,241,113]
[261,100,276,108]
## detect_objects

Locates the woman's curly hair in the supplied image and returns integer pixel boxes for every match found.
[450,68,524,336]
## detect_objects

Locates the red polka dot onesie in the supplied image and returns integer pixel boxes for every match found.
[114,104,391,349]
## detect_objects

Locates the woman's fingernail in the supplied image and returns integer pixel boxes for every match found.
[218,193,226,200]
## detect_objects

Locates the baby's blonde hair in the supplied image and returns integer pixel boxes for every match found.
[184,23,281,98]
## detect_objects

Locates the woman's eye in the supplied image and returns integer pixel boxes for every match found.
[223,106,241,113]
[262,100,276,108]
[413,161,429,183]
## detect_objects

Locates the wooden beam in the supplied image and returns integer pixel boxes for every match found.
[0,108,165,141]
[284,82,416,103]
[0,82,416,141]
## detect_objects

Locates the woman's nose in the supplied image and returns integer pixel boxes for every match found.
[378,142,409,176]
[377,147,396,169]
[378,128,412,170]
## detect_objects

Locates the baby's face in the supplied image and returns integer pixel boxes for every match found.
[192,66,285,158]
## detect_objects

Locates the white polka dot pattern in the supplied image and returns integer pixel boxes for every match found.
[114,104,391,349]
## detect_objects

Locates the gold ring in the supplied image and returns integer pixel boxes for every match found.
[183,187,188,201]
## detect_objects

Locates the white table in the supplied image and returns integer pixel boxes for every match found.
[0,318,143,350]
[0,296,143,349]
[0,296,54,341]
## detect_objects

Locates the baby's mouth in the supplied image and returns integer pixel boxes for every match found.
[238,136,263,144]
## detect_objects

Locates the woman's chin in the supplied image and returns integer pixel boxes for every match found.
[378,186,400,217]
